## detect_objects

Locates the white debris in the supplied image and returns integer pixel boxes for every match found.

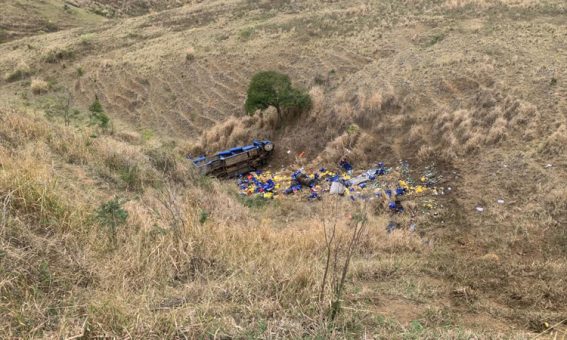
[476,206,484,212]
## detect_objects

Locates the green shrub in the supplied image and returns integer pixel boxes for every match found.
[239,195,270,209]
[199,210,209,225]
[426,33,445,47]
[96,197,128,247]
[239,27,255,41]
[89,97,110,129]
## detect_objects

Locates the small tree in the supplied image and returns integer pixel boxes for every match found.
[245,71,311,122]
[96,197,128,247]
[89,95,110,129]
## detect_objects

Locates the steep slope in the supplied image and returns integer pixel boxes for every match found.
[0,0,566,338]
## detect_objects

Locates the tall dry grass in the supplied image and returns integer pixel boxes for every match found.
[1,107,439,338]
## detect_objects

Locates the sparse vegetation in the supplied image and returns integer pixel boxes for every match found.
[43,47,75,63]
[4,62,32,82]
[239,27,255,41]
[427,32,446,47]
[79,33,96,46]
[185,47,195,61]
[0,28,7,44]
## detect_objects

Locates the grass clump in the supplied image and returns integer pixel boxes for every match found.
[0,28,7,43]
[43,47,75,63]
[79,33,96,46]
[426,32,446,47]
[4,62,32,82]
[239,195,270,209]
[30,78,49,95]
[239,27,255,41]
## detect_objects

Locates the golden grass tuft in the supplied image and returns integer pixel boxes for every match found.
[30,78,49,94]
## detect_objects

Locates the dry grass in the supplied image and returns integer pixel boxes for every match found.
[3,62,31,82]
[30,78,49,94]
[4,106,549,338]
[0,0,566,337]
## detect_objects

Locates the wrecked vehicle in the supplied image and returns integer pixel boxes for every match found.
[191,140,274,178]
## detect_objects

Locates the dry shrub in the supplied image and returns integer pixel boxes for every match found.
[314,130,357,165]
[0,144,86,233]
[486,117,508,144]
[431,92,537,156]
[92,137,160,191]
[367,91,383,111]
[539,124,566,156]
[309,86,325,115]
[115,130,143,144]
[0,108,49,147]
[333,102,355,128]
[185,46,195,61]
[417,145,435,162]
[407,125,425,145]
[31,78,49,94]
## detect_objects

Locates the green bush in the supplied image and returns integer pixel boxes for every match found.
[96,197,128,247]
[89,97,110,129]
[245,71,311,122]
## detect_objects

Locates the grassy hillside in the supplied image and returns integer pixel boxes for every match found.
[0,0,566,338]
[0,0,196,42]
[0,0,103,43]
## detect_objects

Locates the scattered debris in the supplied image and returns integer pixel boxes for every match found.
[330,181,346,195]
[476,206,484,212]
[497,199,505,204]
[387,221,398,233]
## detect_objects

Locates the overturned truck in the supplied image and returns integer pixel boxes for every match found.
[191,140,274,178]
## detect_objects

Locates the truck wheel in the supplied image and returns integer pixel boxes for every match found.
[263,143,274,152]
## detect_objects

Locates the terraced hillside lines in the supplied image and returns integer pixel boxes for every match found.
[0,0,103,42]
